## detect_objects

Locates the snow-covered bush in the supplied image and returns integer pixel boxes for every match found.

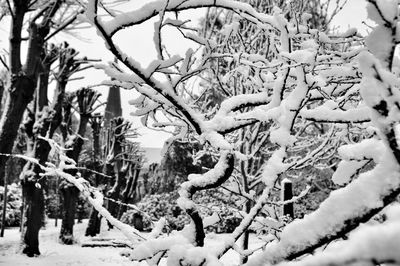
[121,189,241,233]
[45,193,59,219]
[121,193,187,232]
[0,183,22,227]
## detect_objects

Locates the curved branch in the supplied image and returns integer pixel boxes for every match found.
[179,151,234,246]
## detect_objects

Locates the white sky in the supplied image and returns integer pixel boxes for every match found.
[0,0,370,148]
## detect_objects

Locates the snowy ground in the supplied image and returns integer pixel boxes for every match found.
[0,220,260,266]
[0,220,135,266]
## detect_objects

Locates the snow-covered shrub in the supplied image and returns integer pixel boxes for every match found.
[0,183,22,227]
[194,189,242,233]
[45,187,60,219]
[121,192,189,232]
[292,168,336,218]
[121,189,241,233]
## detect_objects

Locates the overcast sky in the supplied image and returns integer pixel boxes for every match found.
[0,0,369,148]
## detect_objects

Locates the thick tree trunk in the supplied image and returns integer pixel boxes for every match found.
[20,60,66,253]
[20,138,52,254]
[59,114,89,243]
[59,184,79,244]
[85,208,102,237]
[0,76,36,181]
[21,178,44,257]
[58,181,79,242]
[85,119,103,236]
[105,118,127,225]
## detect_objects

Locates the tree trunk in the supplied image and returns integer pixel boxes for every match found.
[85,118,103,236]
[59,184,79,244]
[59,114,89,243]
[0,80,4,116]
[0,76,36,182]
[20,73,66,254]
[118,166,140,218]
[107,169,125,221]
[21,178,44,257]
[118,173,133,219]
[85,207,102,237]
[20,137,53,254]
[1,3,62,253]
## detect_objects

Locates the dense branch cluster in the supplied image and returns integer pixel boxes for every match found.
[57,0,400,265]
[2,0,400,265]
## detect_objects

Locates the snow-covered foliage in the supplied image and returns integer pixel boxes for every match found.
[121,189,241,234]
[0,183,22,227]
[47,0,400,265]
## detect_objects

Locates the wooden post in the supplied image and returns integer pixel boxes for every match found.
[281,178,294,219]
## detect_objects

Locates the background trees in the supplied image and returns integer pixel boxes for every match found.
[0,0,142,255]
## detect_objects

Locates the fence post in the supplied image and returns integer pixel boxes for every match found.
[281,178,294,219]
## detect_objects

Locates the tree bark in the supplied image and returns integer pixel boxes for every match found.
[0,0,63,184]
[0,75,36,181]
[117,168,133,219]
[105,117,128,225]
[0,80,4,117]
[21,177,44,257]
[107,169,125,220]
[0,4,63,253]
[59,107,90,243]
[21,120,57,254]
[59,184,79,244]
[20,43,67,254]
[85,205,102,237]
[85,118,103,237]
[118,166,140,218]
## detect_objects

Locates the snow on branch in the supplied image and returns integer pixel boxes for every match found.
[87,0,204,135]
[244,1,400,265]
[84,0,400,265]
[178,151,234,246]
[95,0,277,37]
[30,137,146,243]
[247,149,400,265]
[299,104,371,124]
[279,204,400,266]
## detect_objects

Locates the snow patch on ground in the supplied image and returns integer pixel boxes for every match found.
[0,220,133,266]
[0,219,261,265]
